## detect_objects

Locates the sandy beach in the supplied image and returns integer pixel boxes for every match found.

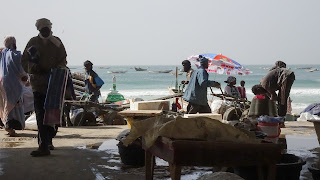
[0,121,319,180]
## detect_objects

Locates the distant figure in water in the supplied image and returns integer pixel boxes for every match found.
[183,56,221,114]
[181,60,194,85]
[83,60,104,102]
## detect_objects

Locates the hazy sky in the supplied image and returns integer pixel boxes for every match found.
[1,0,319,66]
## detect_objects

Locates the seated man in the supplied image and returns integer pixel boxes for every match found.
[224,76,241,98]
[248,84,277,118]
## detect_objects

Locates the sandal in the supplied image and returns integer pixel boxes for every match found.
[5,128,18,137]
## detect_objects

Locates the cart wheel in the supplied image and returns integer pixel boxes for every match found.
[223,107,242,121]
[71,112,96,126]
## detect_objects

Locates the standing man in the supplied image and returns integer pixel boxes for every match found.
[181,60,194,85]
[183,56,221,114]
[84,60,104,102]
[0,36,29,137]
[21,18,67,156]
[260,67,295,117]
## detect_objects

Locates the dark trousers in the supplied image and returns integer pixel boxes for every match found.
[89,94,99,103]
[33,92,56,151]
[187,103,211,114]
[277,73,295,116]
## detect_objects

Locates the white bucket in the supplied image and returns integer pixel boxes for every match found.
[257,122,280,143]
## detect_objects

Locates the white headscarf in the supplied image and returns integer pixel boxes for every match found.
[35,18,61,47]
[35,18,52,31]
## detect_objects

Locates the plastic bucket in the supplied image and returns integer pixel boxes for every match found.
[308,163,320,180]
[257,122,280,143]
[234,154,305,180]
[276,154,306,180]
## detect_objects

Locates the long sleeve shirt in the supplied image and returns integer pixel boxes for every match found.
[183,66,219,105]
[21,36,67,94]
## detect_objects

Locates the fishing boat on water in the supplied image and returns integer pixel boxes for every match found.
[306,68,319,72]
[134,67,147,71]
[107,70,127,74]
[171,72,183,76]
[148,70,172,73]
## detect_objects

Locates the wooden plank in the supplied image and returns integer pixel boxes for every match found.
[153,93,183,100]
[118,110,163,117]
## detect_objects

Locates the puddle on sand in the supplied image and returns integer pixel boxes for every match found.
[78,137,320,180]
[285,133,319,180]
[97,139,119,155]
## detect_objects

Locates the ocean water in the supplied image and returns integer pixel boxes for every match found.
[69,64,320,113]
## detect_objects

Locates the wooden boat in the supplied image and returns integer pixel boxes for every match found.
[148,70,172,73]
[107,70,127,74]
[171,72,183,76]
[307,68,319,72]
[134,67,147,71]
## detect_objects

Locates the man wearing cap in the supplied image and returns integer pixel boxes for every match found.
[224,76,241,98]
[21,18,67,157]
[181,60,194,85]
[84,60,104,102]
[183,56,221,114]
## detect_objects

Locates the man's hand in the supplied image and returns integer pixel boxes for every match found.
[21,75,28,82]
[215,82,221,89]
[181,81,189,85]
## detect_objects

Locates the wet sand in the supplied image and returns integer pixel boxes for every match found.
[0,121,319,180]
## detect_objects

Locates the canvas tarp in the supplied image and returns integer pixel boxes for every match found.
[124,116,260,149]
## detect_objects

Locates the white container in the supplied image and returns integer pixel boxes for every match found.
[184,113,222,121]
[130,100,170,111]
[257,122,280,143]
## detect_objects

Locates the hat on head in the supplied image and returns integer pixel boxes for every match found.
[84,60,93,66]
[275,61,286,68]
[270,60,286,71]
[224,76,236,83]
[35,18,52,31]
[199,57,209,63]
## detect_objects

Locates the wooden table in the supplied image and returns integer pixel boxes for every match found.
[308,119,320,144]
[118,110,163,129]
[143,137,282,180]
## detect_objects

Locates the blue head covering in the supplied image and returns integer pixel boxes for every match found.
[199,57,209,63]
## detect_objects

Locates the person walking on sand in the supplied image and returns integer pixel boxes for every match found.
[0,36,29,137]
[84,60,104,103]
[237,80,247,100]
[260,67,295,117]
[21,18,67,157]
[183,56,221,114]
[181,60,194,85]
